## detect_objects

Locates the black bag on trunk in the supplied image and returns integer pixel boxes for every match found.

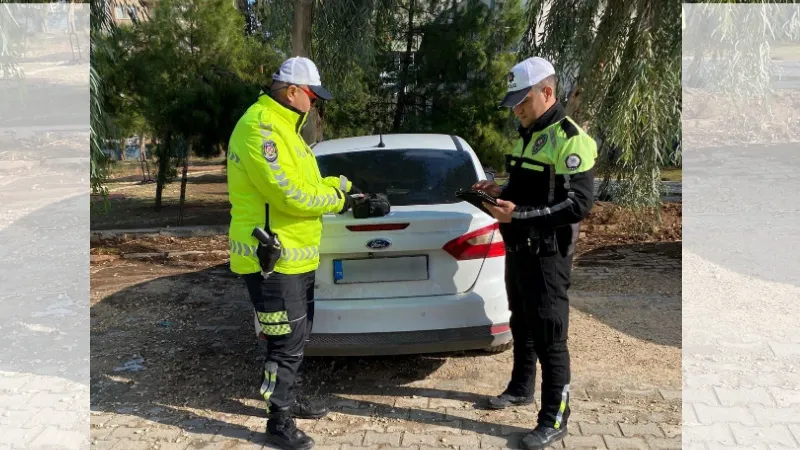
[353,193,391,219]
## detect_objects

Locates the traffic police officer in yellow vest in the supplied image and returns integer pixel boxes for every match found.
[476,57,597,450]
[227,56,357,450]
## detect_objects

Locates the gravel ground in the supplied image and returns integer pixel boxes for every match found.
[88,235,681,449]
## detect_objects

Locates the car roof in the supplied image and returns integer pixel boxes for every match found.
[311,133,466,156]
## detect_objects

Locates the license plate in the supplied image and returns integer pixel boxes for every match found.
[333,255,429,284]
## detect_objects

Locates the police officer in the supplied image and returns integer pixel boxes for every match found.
[475,57,597,450]
[227,56,358,450]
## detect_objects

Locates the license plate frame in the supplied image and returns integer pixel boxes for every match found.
[333,255,429,284]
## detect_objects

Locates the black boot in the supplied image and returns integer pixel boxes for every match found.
[486,391,535,410]
[519,425,567,450]
[266,408,315,450]
[291,396,329,419]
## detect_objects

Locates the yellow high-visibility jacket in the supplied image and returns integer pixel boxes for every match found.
[227,93,352,275]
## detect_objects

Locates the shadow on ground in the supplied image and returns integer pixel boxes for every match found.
[89,264,538,446]
[0,194,88,386]
[684,144,800,288]
[570,241,682,348]
[90,196,231,229]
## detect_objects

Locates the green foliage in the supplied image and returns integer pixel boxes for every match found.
[407,0,524,170]
[520,0,682,208]
[99,0,280,166]
[90,0,115,198]
[321,62,381,139]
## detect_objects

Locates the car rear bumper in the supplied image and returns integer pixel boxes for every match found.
[304,325,512,356]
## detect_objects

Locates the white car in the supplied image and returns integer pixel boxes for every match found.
[257,133,512,356]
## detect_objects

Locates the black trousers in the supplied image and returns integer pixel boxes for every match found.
[243,271,315,413]
[504,247,572,429]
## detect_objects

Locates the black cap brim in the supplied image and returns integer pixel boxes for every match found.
[309,84,333,101]
[499,87,530,108]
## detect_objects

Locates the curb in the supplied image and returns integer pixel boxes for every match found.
[91,225,228,241]
[121,250,229,260]
[90,250,229,263]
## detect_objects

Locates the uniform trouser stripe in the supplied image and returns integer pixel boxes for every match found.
[260,362,278,412]
[554,384,570,429]
[244,271,315,412]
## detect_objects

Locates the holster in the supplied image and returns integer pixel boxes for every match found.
[530,225,580,257]
[253,204,282,276]
[252,227,282,276]
[353,193,391,219]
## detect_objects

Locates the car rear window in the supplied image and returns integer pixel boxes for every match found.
[316,149,479,206]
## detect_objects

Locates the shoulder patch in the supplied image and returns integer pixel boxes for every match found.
[560,118,579,139]
[262,139,278,162]
[532,134,548,154]
[565,153,581,171]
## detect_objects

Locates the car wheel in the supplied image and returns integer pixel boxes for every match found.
[485,341,513,353]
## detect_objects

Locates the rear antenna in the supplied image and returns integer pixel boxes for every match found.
[377,133,385,148]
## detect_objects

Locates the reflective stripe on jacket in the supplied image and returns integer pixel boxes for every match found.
[227,93,352,275]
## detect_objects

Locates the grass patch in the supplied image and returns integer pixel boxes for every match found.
[660,167,682,181]
[772,44,800,60]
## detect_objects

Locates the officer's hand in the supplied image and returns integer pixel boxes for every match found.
[338,193,354,214]
[483,199,515,223]
[472,180,502,197]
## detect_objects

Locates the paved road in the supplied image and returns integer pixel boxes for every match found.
[683,143,800,449]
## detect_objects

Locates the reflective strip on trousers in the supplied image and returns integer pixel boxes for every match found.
[554,384,570,429]
[262,324,291,335]
[257,311,288,324]
[280,246,319,262]
[230,240,258,257]
[260,362,278,412]
[257,311,292,336]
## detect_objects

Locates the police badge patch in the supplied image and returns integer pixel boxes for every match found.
[565,153,581,170]
[262,140,278,162]
[532,134,548,154]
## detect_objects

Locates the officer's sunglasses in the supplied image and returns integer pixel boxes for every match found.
[270,84,318,105]
[296,85,318,105]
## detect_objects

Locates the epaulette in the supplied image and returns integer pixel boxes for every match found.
[560,118,579,139]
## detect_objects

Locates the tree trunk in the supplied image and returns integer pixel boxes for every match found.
[138,134,149,181]
[118,140,126,161]
[177,141,192,226]
[291,0,313,56]
[392,0,415,132]
[292,0,322,144]
[155,133,170,212]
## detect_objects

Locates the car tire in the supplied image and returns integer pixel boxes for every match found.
[485,341,513,353]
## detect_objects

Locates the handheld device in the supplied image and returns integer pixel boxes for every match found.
[456,188,499,216]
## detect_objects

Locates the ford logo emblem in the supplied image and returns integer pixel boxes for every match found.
[366,238,391,250]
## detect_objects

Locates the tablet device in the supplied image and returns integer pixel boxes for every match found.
[456,188,499,215]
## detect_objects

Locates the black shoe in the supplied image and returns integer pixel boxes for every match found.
[291,396,329,420]
[266,410,315,450]
[486,392,535,410]
[519,425,567,450]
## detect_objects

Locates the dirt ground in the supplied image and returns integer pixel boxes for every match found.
[89,223,681,448]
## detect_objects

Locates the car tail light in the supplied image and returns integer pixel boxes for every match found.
[443,223,505,260]
[490,324,510,335]
[346,223,409,232]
